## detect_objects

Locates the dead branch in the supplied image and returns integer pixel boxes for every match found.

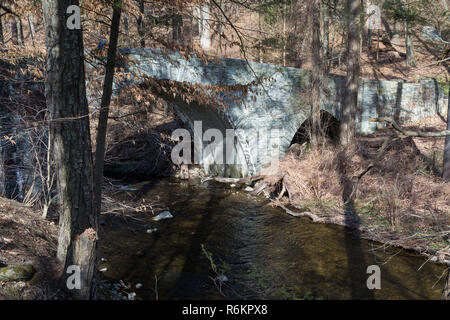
[370,117,450,137]
[201,174,265,184]
[345,135,397,204]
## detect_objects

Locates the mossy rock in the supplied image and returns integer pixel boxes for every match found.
[0,265,35,282]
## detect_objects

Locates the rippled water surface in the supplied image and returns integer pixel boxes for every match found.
[99,179,446,300]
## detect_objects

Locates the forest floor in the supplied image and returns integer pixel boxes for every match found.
[259,115,450,265]
[0,198,60,300]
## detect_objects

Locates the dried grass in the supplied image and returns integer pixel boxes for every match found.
[262,120,450,261]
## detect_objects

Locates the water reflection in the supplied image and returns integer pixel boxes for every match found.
[99,179,446,300]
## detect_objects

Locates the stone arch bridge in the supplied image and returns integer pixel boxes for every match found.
[92,48,448,178]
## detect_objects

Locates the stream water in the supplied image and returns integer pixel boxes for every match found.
[99,178,446,300]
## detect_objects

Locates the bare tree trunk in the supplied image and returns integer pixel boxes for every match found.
[310,0,322,149]
[172,14,183,45]
[340,0,361,147]
[392,20,403,44]
[443,91,450,181]
[137,0,145,47]
[282,2,287,66]
[42,0,97,300]
[10,19,18,45]
[322,2,330,62]
[94,1,123,219]
[123,13,130,47]
[404,19,415,67]
[28,14,36,47]
[443,268,450,300]
[15,17,24,46]
[198,2,211,50]
[258,11,263,63]
[0,0,3,44]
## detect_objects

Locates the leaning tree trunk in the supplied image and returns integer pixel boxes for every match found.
[94,1,122,218]
[28,14,36,47]
[340,0,361,147]
[42,0,97,300]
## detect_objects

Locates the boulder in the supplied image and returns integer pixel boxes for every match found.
[0,265,35,282]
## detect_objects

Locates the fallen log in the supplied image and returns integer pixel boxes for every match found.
[201,174,265,185]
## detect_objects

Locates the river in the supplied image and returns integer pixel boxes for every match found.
[98,178,446,300]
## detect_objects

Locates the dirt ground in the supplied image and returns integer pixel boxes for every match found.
[0,198,60,300]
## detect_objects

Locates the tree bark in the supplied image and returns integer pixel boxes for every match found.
[405,19,416,67]
[443,268,450,300]
[94,1,122,219]
[123,13,130,47]
[0,0,3,44]
[10,19,18,45]
[42,0,97,299]
[310,0,322,149]
[137,0,145,47]
[198,2,211,50]
[28,14,36,47]
[340,0,361,147]
[392,20,403,44]
[15,17,24,46]
[322,2,330,62]
[443,91,450,181]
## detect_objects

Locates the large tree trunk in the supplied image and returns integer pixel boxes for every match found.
[443,91,450,181]
[340,0,361,147]
[94,1,122,218]
[137,0,145,47]
[310,0,322,149]
[42,0,97,299]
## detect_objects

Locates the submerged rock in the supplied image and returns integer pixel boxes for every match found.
[215,274,228,283]
[152,211,173,221]
[0,265,35,282]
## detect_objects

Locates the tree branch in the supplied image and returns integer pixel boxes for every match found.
[371,117,450,137]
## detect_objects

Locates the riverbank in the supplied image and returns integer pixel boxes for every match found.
[256,116,450,266]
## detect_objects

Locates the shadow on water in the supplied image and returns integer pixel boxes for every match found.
[98,179,447,300]
[340,161,375,300]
